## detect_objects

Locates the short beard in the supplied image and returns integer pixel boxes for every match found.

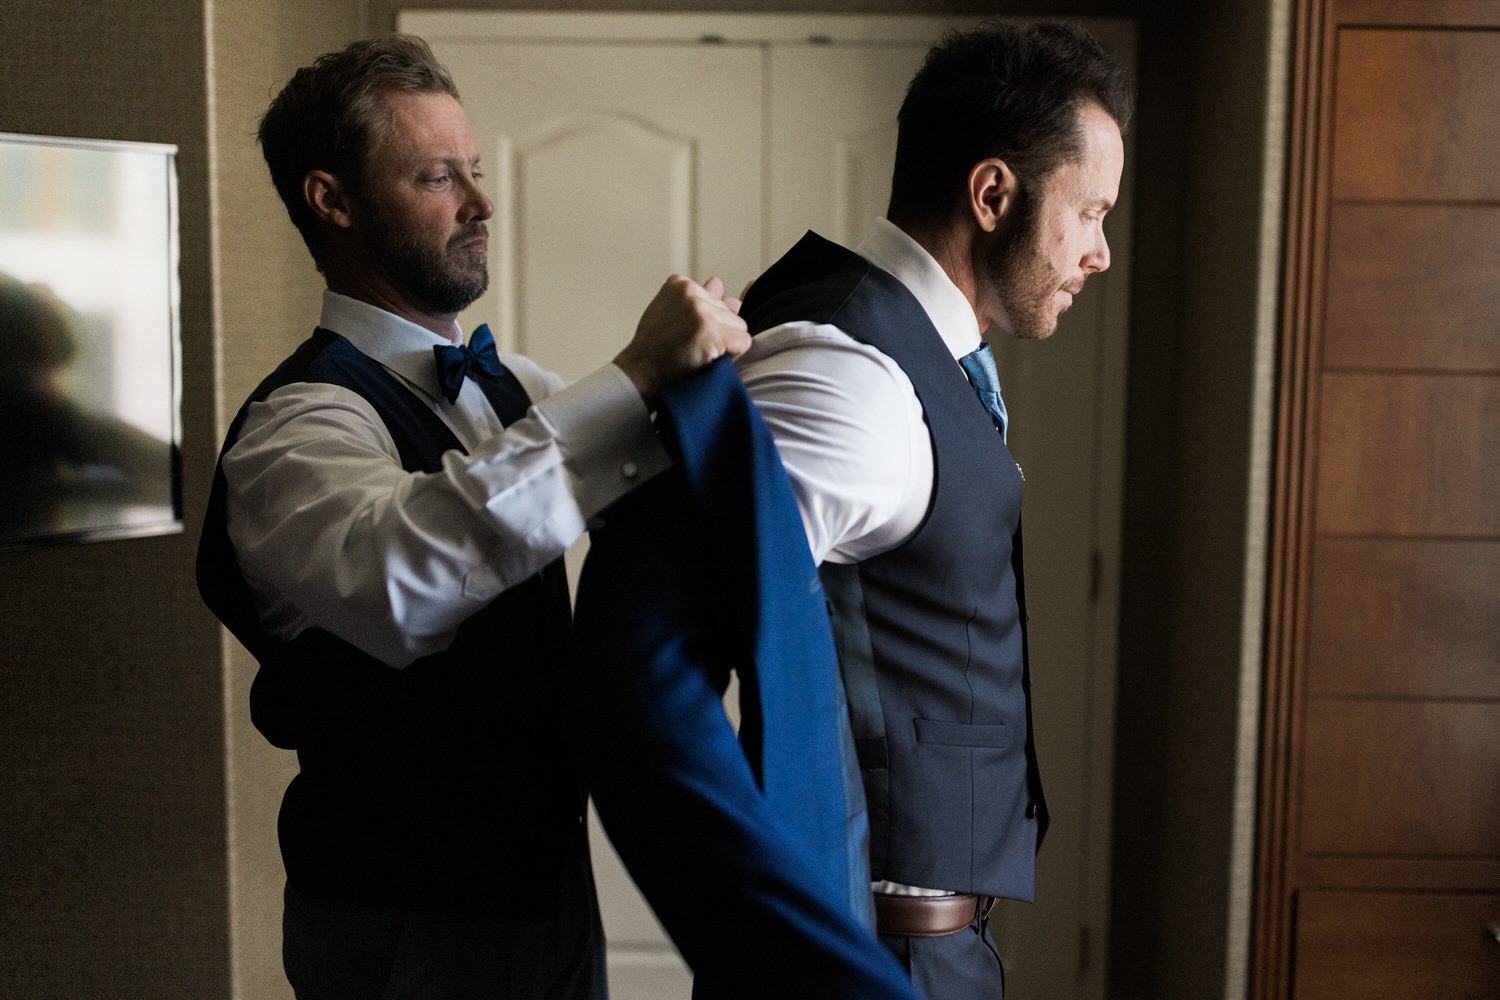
[365,202,489,316]
[985,182,1057,341]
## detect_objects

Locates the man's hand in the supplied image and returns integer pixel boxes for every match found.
[613,275,751,407]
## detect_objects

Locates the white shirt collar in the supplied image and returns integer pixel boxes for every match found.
[319,290,466,401]
[855,217,983,360]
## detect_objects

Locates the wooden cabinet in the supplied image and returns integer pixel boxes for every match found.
[1293,892,1500,999]
[1256,2,1500,995]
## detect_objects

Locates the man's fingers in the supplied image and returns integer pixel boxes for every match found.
[615,273,753,403]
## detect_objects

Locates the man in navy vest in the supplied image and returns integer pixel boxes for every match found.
[196,35,747,1000]
[735,20,1133,998]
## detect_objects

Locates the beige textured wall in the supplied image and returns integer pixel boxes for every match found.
[0,1,230,996]
[206,2,361,997]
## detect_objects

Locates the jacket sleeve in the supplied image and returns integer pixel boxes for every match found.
[566,358,917,1000]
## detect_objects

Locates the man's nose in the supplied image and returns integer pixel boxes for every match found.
[460,177,493,223]
[1085,231,1110,274]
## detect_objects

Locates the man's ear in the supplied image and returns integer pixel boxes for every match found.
[304,170,356,230]
[967,158,1018,234]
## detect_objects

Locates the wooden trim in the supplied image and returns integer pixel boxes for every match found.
[1331,0,1500,27]
[1293,857,1500,893]
[1253,0,1326,995]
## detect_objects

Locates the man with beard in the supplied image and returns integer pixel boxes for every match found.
[196,35,747,1000]
[734,20,1132,998]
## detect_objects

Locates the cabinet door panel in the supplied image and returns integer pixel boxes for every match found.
[1307,537,1500,698]
[1300,700,1500,856]
[1315,373,1500,536]
[1332,28,1500,201]
[1324,204,1500,372]
[1293,890,1500,999]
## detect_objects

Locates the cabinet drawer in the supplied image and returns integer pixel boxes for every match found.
[1300,700,1500,856]
[1294,890,1500,999]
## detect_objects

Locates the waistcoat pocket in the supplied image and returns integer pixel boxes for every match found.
[913,718,1009,749]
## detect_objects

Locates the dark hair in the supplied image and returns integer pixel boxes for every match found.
[888,20,1135,226]
[258,34,460,267]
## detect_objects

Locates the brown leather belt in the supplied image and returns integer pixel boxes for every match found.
[873,892,985,938]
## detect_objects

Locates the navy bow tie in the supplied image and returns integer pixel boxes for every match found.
[433,324,506,405]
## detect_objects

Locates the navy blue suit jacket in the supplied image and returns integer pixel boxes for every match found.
[567,358,915,999]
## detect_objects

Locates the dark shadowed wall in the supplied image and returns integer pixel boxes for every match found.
[0,1,229,996]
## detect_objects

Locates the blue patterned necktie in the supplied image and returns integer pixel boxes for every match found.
[958,341,1009,442]
[433,323,507,405]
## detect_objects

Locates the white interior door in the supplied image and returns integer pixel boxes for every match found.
[767,41,931,250]
[428,39,764,376]
[420,30,765,999]
[406,13,1132,1000]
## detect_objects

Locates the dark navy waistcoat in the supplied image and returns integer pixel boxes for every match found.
[741,232,1048,900]
[197,329,582,913]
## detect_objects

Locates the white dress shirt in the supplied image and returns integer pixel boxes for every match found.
[737,218,984,565]
[221,291,668,669]
[739,220,987,898]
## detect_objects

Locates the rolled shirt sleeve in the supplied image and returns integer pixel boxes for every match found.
[737,221,987,568]
[737,322,932,566]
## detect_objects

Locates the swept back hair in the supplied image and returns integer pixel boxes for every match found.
[888,20,1135,226]
[258,34,460,268]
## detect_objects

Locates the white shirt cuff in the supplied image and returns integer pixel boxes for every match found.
[532,363,670,516]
